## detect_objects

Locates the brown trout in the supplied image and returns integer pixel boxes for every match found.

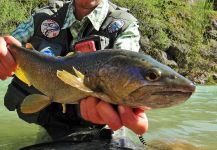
[8,44,195,114]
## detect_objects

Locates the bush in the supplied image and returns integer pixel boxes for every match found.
[0,0,47,34]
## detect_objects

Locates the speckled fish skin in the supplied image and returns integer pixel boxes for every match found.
[9,44,195,109]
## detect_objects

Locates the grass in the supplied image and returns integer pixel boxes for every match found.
[0,0,47,34]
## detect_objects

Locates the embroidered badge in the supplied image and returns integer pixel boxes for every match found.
[41,19,60,38]
[40,47,55,56]
[108,20,125,33]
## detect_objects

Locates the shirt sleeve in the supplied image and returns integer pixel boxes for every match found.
[113,21,140,52]
[11,16,34,43]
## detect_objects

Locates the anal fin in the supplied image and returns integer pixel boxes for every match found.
[21,94,51,114]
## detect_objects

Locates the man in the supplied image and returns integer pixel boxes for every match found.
[0,0,148,140]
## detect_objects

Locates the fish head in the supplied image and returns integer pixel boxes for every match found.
[97,51,196,109]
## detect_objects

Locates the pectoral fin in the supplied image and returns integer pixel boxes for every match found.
[57,68,113,103]
[21,94,51,114]
[15,67,31,86]
[73,67,84,80]
[57,69,93,93]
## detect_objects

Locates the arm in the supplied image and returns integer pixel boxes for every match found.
[11,16,34,43]
[114,21,140,52]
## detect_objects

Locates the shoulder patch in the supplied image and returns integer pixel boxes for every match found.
[107,20,125,33]
[41,19,60,38]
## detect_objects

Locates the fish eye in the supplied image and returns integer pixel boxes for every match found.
[145,68,161,81]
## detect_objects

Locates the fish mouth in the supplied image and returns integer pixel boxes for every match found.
[127,85,195,109]
[151,91,193,96]
[146,90,194,108]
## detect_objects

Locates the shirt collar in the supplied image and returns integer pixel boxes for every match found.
[62,0,109,31]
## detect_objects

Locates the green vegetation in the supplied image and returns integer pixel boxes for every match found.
[0,0,216,84]
[113,0,217,84]
[0,0,47,34]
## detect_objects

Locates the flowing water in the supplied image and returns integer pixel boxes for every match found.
[0,79,217,150]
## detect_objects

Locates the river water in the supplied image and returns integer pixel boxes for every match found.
[0,79,216,150]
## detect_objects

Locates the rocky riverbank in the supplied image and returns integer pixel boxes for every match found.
[113,0,217,84]
[0,0,216,84]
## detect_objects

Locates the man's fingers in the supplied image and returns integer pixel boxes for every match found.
[3,50,17,71]
[0,64,9,77]
[0,55,16,76]
[85,97,105,124]
[134,108,147,118]
[3,36,19,72]
[4,36,22,47]
[80,97,105,124]
[0,56,15,79]
[0,36,17,79]
[96,101,122,131]
[0,65,8,80]
[0,37,8,58]
[80,99,89,121]
[80,98,148,135]
[118,105,148,135]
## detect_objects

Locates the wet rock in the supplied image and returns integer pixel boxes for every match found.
[166,44,190,68]
[139,37,151,52]
[141,45,178,67]
[206,29,217,40]
[213,74,217,80]
[194,73,207,84]
[140,37,178,67]
[212,19,217,30]
[209,40,217,59]
[208,62,217,72]
[159,50,178,67]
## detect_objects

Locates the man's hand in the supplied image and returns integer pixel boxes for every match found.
[0,36,21,80]
[80,97,149,135]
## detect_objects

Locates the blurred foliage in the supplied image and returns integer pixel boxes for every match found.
[112,0,211,52]
[0,0,48,34]
[112,0,217,84]
[0,0,216,83]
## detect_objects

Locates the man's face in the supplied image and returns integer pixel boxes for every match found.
[75,0,102,9]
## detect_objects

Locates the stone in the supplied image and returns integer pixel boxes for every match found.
[166,44,190,68]
[213,74,217,80]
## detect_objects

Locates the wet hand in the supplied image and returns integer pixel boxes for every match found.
[0,36,21,80]
[80,97,149,135]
